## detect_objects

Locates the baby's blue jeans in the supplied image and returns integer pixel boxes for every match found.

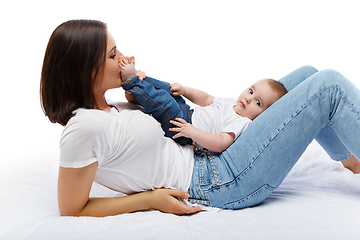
[122,77,193,145]
[187,66,360,209]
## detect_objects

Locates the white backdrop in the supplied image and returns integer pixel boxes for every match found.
[1,0,360,222]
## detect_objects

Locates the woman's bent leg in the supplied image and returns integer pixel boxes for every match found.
[198,69,360,209]
[122,76,193,145]
[315,122,352,160]
[279,66,352,161]
[278,65,318,91]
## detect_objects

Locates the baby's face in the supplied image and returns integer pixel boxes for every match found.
[233,79,280,120]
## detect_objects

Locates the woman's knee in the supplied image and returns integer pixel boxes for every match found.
[315,69,348,86]
[301,65,318,75]
[318,69,340,76]
[279,65,318,91]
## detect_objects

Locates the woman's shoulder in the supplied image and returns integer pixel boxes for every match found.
[62,104,143,137]
[63,108,106,136]
[60,109,108,168]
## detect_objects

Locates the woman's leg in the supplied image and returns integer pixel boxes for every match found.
[122,76,193,145]
[278,65,318,91]
[197,69,360,209]
[279,66,353,161]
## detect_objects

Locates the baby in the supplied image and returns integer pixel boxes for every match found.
[120,57,287,152]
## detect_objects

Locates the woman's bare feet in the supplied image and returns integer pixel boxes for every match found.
[341,155,360,174]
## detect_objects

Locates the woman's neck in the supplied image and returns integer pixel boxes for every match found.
[94,94,111,112]
[97,103,111,112]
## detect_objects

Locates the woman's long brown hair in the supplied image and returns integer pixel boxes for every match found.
[40,20,107,126]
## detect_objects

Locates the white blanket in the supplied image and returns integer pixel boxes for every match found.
[0,141,359,240]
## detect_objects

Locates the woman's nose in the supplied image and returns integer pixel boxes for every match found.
[118,55,126,64]
[117,50,125,60]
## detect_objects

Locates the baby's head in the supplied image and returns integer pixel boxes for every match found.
[234,78,287,120]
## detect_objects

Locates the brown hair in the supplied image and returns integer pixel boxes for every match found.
[267,78,288,99]
[40,20,107,126]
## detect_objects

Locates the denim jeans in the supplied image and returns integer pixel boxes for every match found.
[187,66,360,209]
[122,76,193,145]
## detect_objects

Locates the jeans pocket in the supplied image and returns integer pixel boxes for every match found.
[225,184,275,209]
[199,160,212,186]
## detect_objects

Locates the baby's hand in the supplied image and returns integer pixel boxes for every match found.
[119,58,136,82]
[169,118,195,139]
[170,82,186,96]
[135,70,146,81]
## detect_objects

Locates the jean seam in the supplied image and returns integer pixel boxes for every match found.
[328,84,360,161]
[225,184,275,209]
[329,87,360,123]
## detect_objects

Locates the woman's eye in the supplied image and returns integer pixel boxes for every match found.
[110,50,117,59]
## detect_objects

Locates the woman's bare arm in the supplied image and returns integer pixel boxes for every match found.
[58,162,201,217]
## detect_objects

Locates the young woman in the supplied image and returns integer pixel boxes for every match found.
[41,19,360,217]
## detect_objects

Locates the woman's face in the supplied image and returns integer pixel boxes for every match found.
[93,31,124,95]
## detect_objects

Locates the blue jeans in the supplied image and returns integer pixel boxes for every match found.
[122,77,193,145]
[188,66,360,209]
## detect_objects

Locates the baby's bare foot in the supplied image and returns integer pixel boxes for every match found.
[119,59,136,82]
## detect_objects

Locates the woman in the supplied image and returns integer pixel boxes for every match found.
[41,20,360,217]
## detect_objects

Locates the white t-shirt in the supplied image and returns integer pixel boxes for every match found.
[60,103,194,195]
[192,97,251,139]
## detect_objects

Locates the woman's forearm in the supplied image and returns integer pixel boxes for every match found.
[58,165,201,217]
[63,189,201,217]
[76,192,152,217]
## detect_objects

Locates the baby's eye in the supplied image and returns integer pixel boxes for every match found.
[249,89,253,94]
[256,100,261,106]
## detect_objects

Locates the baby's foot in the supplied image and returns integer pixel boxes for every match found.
[127,56,135,65]
[119,58,136,82]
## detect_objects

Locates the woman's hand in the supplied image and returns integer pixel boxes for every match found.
[149,189,202,215]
